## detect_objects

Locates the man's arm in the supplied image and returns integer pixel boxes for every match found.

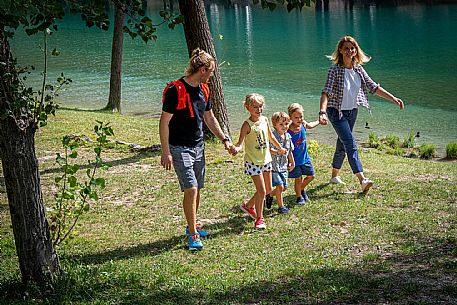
[203,110,235,153]
[159,111,173,170]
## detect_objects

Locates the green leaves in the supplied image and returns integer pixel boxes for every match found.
[254,0,314,12]
[51,121,113,246]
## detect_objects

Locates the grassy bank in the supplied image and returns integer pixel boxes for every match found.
[0,109,456,304]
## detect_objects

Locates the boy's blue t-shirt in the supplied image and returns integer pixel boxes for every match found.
[287,124,310,166]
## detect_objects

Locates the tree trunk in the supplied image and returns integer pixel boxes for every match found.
[106,4,125,113]
[178,0,231,136]
[0,29,60,287]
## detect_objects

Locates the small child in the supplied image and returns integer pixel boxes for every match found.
[233,93,287,229]
[287,103,319,205]
[265,112,295,214]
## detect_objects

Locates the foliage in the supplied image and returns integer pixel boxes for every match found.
[385,147,404,156]
[0,33,71,129]
[368,131,382,149]
[0,0,182,129]
[418,144,436,159]
[402,130,415,148]
[254,0,315,12]
[49,121,113,246]
[384,134,400,149]
[446,142,457,159]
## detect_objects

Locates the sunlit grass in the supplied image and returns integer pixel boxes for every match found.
[0,109,456,304]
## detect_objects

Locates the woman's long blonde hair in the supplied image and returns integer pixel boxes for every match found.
[328,36,371,65]
[185,48,215,76]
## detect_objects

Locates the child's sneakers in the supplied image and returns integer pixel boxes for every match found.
[296,196,306,205]
[265,194,273,209]
[278,206,289,214]
[254,218,266,229]
[188,233,203,251]
[301,190,310,202]
[240,203,257,219]
[361,178,373,193]
[186,223,209,238]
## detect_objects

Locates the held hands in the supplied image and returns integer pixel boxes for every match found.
[319,113,328,125]
[287,162,295,172]
[224,141,238,156]
[229,145,243,156]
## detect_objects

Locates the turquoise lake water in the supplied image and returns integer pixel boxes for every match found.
[10,1,457,154]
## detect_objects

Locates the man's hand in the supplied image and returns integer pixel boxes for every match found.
[161,153,173,170]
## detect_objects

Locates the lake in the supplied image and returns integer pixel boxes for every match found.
[10,1,457,155]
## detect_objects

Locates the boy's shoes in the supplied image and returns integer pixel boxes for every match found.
[186,223,209,238]
[301,190,310,202]
[188,233,203,251]
[296,196,306,205]
[254,218,266,229]
[361,178,373,193]
[330,176,346,185]
[278,206,289,214]
[240,203,257,220]
[265,194,273,209]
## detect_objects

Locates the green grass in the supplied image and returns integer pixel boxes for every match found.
[1,109,456,304]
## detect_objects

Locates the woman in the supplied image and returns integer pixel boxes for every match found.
[319,36,404,192]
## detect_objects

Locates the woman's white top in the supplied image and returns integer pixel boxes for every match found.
[341,68,361,110]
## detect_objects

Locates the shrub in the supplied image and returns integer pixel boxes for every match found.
[385,134,400,149]
[446,142,457,159]
[418,144,436,159]
[49,121,113,246]
[402,131,415,148]
[385,147,405,156]
[368,132,382,149]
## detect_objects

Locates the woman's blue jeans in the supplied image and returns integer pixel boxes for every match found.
[327,107,363,174]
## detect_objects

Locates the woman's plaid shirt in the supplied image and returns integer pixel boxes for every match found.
[322,64,379,116]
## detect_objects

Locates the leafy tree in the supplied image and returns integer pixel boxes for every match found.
[0,0,163,287]
[105,1,182,113]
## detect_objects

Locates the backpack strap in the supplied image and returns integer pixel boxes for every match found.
[162,80,210,118]
[201,83,210,103]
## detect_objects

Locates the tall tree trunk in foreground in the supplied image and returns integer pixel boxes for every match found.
[178,0,231,136]
[0,30,60,286]
[106,3,125,113]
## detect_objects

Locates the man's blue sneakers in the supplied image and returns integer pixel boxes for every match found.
[186,224,209,238]
[188,233,203,251]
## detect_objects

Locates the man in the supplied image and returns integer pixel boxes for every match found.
[159,48,235,251]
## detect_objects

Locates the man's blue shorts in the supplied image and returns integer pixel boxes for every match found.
[170,143,205,191]
[288,160,315,178]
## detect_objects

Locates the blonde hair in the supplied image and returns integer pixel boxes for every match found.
[185,48,215,76]
[287,103,304,117]
[328,36,371,65]
[244,93,265,108]
[271,112,290,125]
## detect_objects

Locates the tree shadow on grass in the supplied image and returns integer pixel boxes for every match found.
[2,232,454,304]
[40,150,159,176]
[68,216,247,266]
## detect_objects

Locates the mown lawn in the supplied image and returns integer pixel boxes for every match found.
[0,109,456,304]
